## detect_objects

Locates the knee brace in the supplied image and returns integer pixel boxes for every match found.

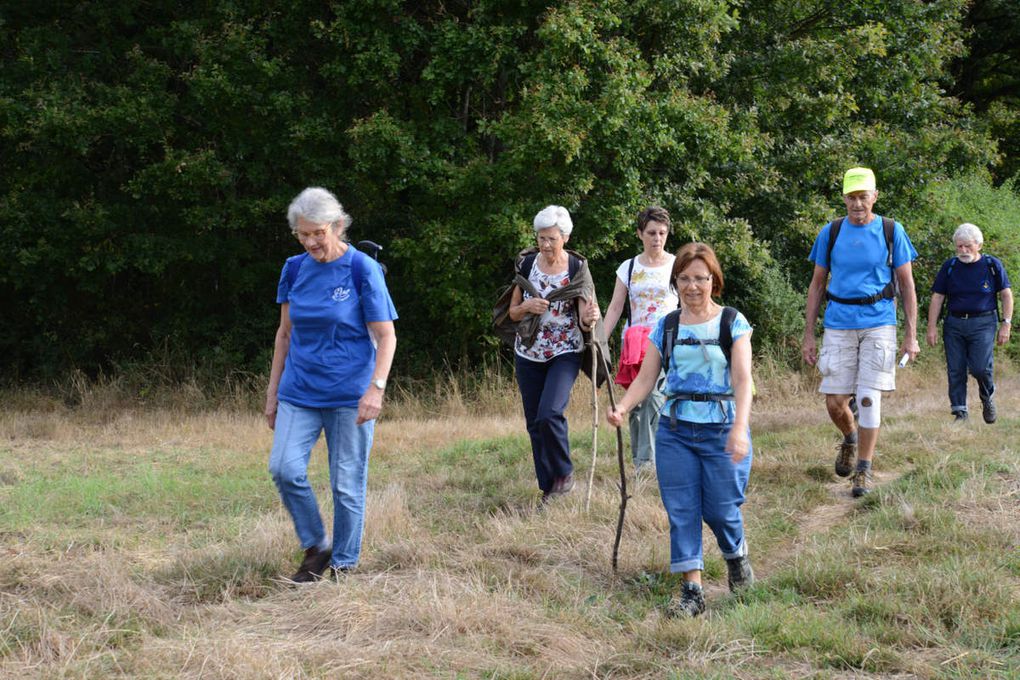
[856,386,882,429]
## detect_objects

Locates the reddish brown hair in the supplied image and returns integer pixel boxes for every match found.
[670,242,724,297]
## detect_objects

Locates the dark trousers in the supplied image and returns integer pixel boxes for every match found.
[943,314,997,413]
[515,352,581,492]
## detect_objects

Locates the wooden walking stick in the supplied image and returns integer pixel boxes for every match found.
[586,329,629,573]
[585,337,598,513]
[602,344,629,574]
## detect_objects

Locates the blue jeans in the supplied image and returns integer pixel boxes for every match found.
[655,420,752,573]
[943,314,997,414]
[269,400,374,569]
[515,352,581,493]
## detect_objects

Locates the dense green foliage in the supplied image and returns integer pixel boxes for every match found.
[0,1,1014,379]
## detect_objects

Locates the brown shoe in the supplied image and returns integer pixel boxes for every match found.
[548,473,575,498]
[835,439,856,477]
[290,546,331,583]
[851,467,873,498]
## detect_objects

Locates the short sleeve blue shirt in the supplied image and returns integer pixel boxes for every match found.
[648,308,752,424]
[931,255,1011,314]
[808,215,918,330]
[276,247,398,408]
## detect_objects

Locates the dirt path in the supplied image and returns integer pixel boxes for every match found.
[703,469,905,601]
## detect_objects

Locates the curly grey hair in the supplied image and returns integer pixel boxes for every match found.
[953,222,983,245]
[533,205,573,236]
[287,187,353,236]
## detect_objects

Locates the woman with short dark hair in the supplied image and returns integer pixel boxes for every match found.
[602,206,678,471]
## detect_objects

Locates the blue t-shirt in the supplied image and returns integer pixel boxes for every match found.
[276,247,398,408]
[648,309,752,424]
[808,215,918,330]
[931,255,1011,314]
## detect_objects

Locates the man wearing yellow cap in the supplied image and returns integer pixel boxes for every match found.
[802,168,921,497]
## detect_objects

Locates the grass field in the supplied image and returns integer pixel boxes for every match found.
[1,358,1018,678]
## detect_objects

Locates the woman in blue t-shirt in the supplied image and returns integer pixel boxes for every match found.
[265,187,398,583]
[608,242,754,619]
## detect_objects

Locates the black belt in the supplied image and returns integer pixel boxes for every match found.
[826,282,895,306]
[668,393,734,429]
[948,310,996,319]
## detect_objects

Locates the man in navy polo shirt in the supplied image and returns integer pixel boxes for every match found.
[926,223,1013,423]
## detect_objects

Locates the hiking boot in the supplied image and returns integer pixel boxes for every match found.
[953,410,968,423]
[982,399,996,424]
[290,546,331,583]
[835,439,857,478]
[550,473,575,497]
[725,556,755,593]
[851,467,873,498]
[665,581,705,619]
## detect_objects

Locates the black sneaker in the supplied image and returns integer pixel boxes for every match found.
[665,581,705,619]
[851,467,873,498]
[982,399,996,424]
[725,556,755,592]
[290,546,331,583]
[835,439,856,477]
[953,410,968,422]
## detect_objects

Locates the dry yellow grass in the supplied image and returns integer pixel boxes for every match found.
[2,358,1018,678]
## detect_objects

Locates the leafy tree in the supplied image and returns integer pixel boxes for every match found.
[0,1,1003,380]
[952,0,1020,182]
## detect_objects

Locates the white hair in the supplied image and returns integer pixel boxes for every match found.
[287,187,352,235]
[953,222,983,245]
[533,205,573,236]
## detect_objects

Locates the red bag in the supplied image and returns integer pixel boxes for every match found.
[614,324,652,388]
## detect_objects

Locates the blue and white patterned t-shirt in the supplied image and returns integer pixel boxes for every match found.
[648,308,752,423]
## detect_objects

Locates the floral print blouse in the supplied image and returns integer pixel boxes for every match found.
[514,264,583,362]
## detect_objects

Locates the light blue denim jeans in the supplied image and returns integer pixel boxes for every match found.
[269,400,374,569]
[655,420,752,573]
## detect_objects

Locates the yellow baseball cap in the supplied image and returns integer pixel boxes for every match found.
[843,167,876,194]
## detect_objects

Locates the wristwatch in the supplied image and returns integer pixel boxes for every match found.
[1004,319,1012,325]
[371,378,388,390]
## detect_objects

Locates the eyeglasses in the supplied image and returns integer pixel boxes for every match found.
[677,275,712,286]
[294,226,331,242]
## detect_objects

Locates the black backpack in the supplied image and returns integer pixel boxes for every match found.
[824,216,897,305]
[285,240,386,293]
[659,306,739,374]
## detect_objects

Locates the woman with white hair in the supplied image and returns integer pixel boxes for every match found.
[265,187,398,582]
[926,222,1013,423]
[508,205,601,501]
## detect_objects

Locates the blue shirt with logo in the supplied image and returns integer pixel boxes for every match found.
[931,255,1010,314]
[808,215,918,330]
[276,247,398,408]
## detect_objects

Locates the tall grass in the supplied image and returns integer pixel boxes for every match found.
[2,357,1018,678]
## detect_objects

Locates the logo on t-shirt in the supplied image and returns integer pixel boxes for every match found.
[332,287,351,302]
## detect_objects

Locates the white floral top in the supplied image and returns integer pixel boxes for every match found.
[514,264,583,362]
[616,254,678,334]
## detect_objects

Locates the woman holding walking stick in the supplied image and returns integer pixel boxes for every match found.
[607,242,754,619]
